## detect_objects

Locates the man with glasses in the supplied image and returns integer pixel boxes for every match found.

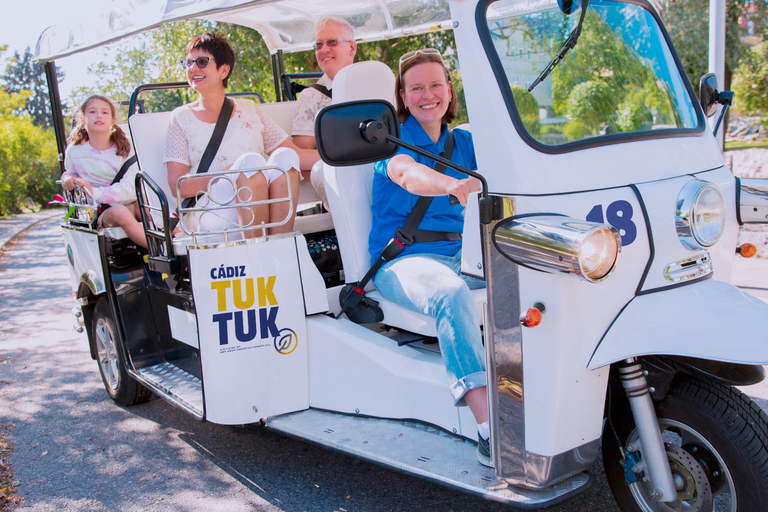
[291,16,357,208]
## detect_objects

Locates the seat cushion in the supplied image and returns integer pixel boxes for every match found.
[367,288,487,337]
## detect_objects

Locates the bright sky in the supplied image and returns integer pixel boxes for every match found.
[1,0,126,101]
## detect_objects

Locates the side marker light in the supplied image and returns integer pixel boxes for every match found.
[738,243,757,258]
[522,302,546,328]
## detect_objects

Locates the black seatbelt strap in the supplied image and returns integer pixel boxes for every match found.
[111,155,137,185]
[309,83,332,99]
[339,129,460,323]
[181,97,235,209]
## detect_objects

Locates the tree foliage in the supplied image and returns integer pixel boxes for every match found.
[0,89,59,214]
[659,0,759,90]
[732,41,768,114]
[69,20,466,122]
[2,47,63,129]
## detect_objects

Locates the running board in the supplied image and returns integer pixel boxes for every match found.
[132,362,204,419]
[267,409,590,508]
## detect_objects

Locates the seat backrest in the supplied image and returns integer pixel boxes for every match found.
[323,61,397,283]
[259,101,295,135]
[128,100,301,214]
[129,111,176,211]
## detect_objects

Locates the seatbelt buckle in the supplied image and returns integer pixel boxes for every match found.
[340,283,366,309]
[381,237,406,261]
[338,283,384,324]
[394,228,414,246]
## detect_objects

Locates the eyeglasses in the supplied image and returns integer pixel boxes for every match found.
[180,56,216,69]
[313,39,353,51]
[398,48,443,74]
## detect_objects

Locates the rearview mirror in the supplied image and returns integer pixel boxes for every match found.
[699,73,719,118]
[315,100,400,166]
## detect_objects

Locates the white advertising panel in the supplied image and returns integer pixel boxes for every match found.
[189,236,309,424]
[61,226,105,297]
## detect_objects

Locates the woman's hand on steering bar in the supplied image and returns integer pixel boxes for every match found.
[446,176,481,206]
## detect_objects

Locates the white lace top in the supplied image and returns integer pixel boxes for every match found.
[291,74,333,137]
[163,98,289,173]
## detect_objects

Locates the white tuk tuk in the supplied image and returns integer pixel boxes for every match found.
[38,0,768,509]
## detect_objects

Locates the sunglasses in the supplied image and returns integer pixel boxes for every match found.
[398,48,443,74]
[180,56,216,70]
[313,39,353,51]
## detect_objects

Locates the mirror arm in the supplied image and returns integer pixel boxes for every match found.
[712,91,734,138]
[385,135,489,199]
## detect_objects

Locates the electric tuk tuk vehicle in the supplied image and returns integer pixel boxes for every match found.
[37,0,768,509]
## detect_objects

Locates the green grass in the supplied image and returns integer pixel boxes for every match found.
[725,140,768,151]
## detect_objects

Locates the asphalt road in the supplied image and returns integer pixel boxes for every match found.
[1,217,767,512]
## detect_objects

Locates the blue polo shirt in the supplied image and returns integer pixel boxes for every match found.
[369,115,477,266]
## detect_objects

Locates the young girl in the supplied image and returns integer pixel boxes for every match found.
[62,95,147,248]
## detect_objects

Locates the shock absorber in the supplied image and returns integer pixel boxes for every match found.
[618,358,677,502]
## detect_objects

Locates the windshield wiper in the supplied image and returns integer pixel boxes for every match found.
[528,0,590,92]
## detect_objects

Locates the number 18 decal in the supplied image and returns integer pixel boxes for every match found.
[586,200,637,246]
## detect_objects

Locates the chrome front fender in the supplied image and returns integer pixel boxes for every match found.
[589,279,768,369]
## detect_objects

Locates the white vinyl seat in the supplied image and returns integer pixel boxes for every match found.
[324,61,486,337]
[128,100,333,255]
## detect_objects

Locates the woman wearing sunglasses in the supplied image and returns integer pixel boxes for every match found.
[368,49,490,467]
[164,33,318,236]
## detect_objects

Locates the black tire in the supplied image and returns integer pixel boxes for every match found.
[603,374,768,512]
[91,298,152,406]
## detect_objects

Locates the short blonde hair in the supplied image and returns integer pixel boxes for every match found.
[315,16,355,40]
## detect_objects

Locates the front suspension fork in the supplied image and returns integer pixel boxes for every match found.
[618,358,677,502]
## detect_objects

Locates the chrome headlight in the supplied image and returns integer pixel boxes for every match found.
[675,180,726,250]
[493,215,621,283]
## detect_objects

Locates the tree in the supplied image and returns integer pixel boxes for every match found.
[732,41,768,114]
[68,20,468,123]
[2,47,63,129]
[659,0,758,90]
[0,89,58,214]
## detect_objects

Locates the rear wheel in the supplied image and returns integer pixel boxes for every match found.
[92,298,151,406]
[603,374,768,511]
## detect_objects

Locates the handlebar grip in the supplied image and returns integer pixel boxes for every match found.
[449,195,460,206]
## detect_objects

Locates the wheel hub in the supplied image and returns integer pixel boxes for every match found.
[630,444,712,512]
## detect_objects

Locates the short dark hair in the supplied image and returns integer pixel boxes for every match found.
[395,52,458,125]
[187,33,235,88]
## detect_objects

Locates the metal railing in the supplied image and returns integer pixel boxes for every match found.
[176,166,294,243]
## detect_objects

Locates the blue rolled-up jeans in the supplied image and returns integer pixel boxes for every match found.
[373,250,486,405]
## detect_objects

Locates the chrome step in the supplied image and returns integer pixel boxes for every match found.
[135,361,203,417]
[267,409,590,507]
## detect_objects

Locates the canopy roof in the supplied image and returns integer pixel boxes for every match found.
[35,0,453,62]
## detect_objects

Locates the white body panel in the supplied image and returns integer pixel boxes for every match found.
[509,188,649,455]
[294,234,330,315]
[61,225,105,296]
[306,315,477,437]
[189,235,309,424]
[167,305,199,349]
[461,192,483,279]
[634,167,739,292]
[590,279,768,369]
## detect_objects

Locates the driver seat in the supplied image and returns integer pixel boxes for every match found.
[324,61,486,336]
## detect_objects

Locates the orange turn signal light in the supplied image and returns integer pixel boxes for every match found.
[738,243,757,258]
[521,302,546,328]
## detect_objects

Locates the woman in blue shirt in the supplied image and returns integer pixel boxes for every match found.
[369,49,490,467]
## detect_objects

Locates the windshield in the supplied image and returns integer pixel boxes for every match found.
[483,0,700,148]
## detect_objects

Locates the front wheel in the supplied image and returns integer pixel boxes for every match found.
[91,298,151,406]
[603,374,768,512]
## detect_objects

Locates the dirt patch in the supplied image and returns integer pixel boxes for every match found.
[0,425,22,511]
[726,147,768,178]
